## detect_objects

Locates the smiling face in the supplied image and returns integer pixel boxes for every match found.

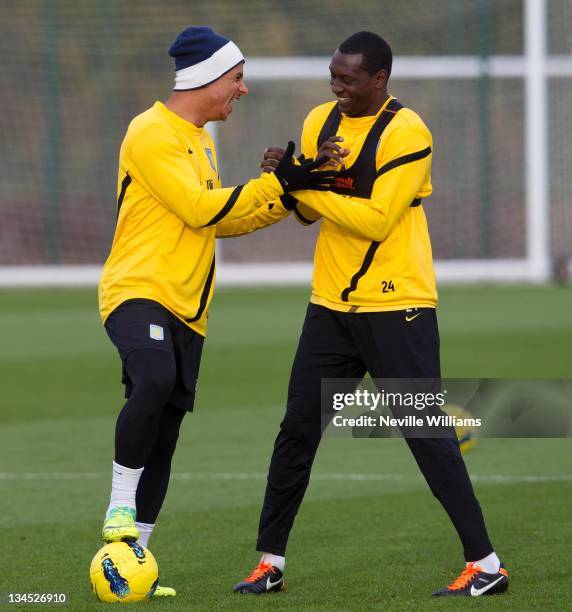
[205,62,248,121]
[329,50,388,117]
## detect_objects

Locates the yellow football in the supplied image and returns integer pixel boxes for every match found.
[443,404,478,453]
[89,541,158,603]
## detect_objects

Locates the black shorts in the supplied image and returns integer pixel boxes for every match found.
[105,299,204,411]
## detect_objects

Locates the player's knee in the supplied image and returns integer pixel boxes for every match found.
[280,413,321,451]
[129,351,177,403]
[145,366,176,402]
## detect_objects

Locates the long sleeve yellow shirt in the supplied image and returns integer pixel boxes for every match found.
[99,101,284,336]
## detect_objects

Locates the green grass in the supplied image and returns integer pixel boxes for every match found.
[1,285,571,610]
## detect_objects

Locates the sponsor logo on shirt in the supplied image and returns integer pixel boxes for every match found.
[335,176,355,190]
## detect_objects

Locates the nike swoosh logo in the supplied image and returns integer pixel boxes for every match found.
[405,313,421,322]
[470,575,505,596]
[266,576,283,590]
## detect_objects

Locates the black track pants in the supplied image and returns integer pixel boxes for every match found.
[256,304,493,562]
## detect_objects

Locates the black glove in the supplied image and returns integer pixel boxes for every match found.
[280,154,315,209]
[297,154,314,165]
[274,141,335,193]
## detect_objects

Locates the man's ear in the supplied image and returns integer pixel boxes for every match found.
[375,69,389,90]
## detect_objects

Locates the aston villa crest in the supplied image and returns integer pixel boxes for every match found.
[205,147,217,172]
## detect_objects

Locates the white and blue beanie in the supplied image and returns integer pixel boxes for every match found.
[169,26,244,91]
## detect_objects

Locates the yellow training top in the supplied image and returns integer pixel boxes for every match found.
[297,96,437,312]
[217,95,437,313]
[99,101,283,336]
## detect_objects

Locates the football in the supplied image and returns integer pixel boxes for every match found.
[442,404,478,453]
[89,541,159,603]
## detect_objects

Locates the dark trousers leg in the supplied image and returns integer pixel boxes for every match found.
[135,402,186,524]
[106,301,200,528]
[257,305,366,555]
[352,309,494,561]
[114,349,177,469]
[402,437,493,560]
[113,351,187,524]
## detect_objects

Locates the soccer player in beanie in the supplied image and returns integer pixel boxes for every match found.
[98,26,334,597]
[232,32,509,597]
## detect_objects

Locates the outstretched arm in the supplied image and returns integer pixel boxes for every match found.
[215,201,291,238]
[128,123,286,228]
[128,125,332,229]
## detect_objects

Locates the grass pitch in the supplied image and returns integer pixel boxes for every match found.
[1,285,571,610]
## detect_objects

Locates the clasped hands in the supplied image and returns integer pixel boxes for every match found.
[262,137,350,204]
[262,136,350,174]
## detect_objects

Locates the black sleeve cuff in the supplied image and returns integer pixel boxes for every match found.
[280,194,297,211]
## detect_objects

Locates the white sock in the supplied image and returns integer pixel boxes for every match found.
[107,461,144,513]
[261,553,285,572]
[469,551,500,573]
[136,522,155,548]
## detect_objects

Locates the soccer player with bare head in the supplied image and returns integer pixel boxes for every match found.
[231,32,509,598]
[97,26,334,598]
